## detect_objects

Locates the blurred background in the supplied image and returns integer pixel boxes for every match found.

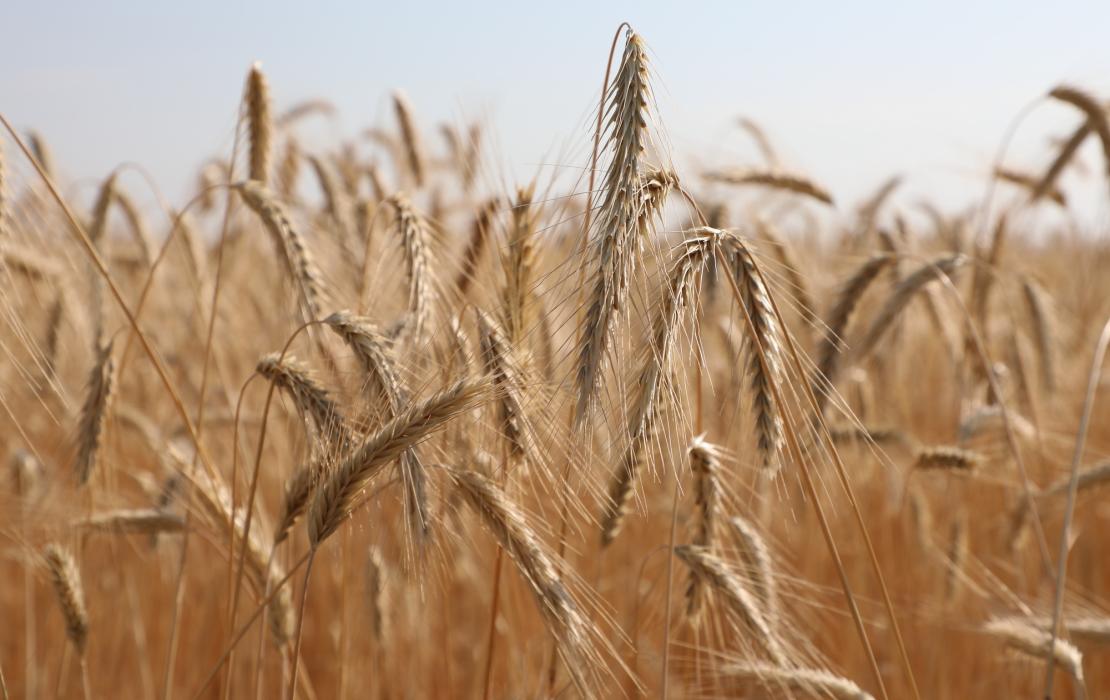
[4,1,1110,223]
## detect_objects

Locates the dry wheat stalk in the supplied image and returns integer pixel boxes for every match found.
[674,545,785,665]
[914,446,982,472]
[722,234,786,476]
[727,515,778,627]
[600,229,720,545]
[307,378,489,546]
[74,339,116,486]
[685,436,721,620]
[456,198,497,296]
[385,193,435,340]
[502,183,537,344]
[721,662,873,700]
[572,31,656,428]
[1033,120,1092,202]
[43,544,88,655]
[995,166,1067,206]
[1021,276,1057,393]
[449,467,596,695]
[237,180,326,322]
[323,310,430,543]
[76,508,186,535]
[256,352,351,451]
[945,511,968,602]
[477,309,535,465]
[852,254,966,363]
[392,91,426,187]
[1048,85,1110,191]
[705,167,834,205]
[985,616,1085,688]
[366,545,389,642]
[1042,460,1110,499]
[814,254,895,401]
[112,188,155,267]
[245,62,272,184]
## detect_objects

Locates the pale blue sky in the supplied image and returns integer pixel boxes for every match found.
[4,1,1110,217]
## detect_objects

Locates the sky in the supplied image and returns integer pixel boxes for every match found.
[4,1,1110,223]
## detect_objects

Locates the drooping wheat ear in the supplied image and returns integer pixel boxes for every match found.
[755,218,818,328]
[385,193,435,340]
[456,198,497,296]
[572,32,656,429]
[1048,85,1110,190]
[245,62,272,184]
[722,234,786,476]
[1030,617,1110,647]
[502,182,537,344]
[913,445,982,472]
[256,353,351,451]
[477,309,535,465]
[449,467,596,695]
[236,180,326,322]
[1033,120,1092,202]
[308,379,489,547]
[323,310,430,542]
[27,130,55,179]
[392,91,426,187]
[814,254,894,404]
[685,436,722,621]
[1042,460,1110,499]
[704,167,834,205]
[735,117,778,167]
[600,229,720,546]
[984,617,1085,688]
[75,339,116,487]
[674,545,785,665]
[945,511,968,602]
[1021,276,1056,393]
[276,137,302,201]
[366,545,390,643]
[43,544,88,655]
[852,254,966,363]
[721,662,873,700]
[274,465,314,546]
[323,311,405,409]
[112,188,156,266]
[727,515,778,628]
[995,166,1067,206]
[76,508,186,535]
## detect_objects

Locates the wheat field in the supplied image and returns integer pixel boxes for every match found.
[1,26,1109,700]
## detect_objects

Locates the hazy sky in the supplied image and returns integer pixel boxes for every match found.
[5,1,1110,219]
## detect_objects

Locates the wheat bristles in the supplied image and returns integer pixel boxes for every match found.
[721,662,873,700]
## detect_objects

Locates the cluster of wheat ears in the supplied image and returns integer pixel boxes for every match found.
[1,25,1110,700]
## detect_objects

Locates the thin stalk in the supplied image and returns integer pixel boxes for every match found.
[1043,318,1110,699]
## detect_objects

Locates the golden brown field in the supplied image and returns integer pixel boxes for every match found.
[2,26,1109,699]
